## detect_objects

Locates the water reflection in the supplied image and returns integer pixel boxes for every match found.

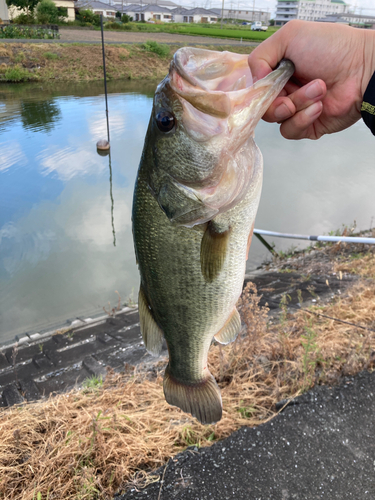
[107,152,116,247]
[21,99,61,133]
[0,81,156,344]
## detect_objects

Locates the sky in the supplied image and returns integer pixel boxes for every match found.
[176,0,375,18]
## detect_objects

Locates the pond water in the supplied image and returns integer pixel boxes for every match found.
[0,81,374,345]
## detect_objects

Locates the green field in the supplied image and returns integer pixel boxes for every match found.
[104,21,278,41]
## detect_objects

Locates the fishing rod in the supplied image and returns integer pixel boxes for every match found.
[254,229,375,246]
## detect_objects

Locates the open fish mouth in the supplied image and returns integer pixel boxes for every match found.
[169,48,294,138]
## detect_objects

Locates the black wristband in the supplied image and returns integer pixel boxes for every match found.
[361,70,375,136]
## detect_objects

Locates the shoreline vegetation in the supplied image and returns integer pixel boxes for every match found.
[0,41,256,82]
[1,240,375,499]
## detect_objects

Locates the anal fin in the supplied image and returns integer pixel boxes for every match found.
[201,220,230,282]
[138,286,164,356]
[163,365,222,424]
[214,308,241,345]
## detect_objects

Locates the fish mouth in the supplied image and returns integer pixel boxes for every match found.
[169,48,295,137]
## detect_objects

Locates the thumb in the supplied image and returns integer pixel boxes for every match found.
[248,23,295,81]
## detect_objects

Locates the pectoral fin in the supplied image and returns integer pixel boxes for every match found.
[138,286,164,356]
[201,221,231,282]
[214,308,241,345]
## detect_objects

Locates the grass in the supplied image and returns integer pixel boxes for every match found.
[0,250,374,499]
[141,40,171,58]
[43,51,60,60]
[4,65,32,82]
[102,22,278,42]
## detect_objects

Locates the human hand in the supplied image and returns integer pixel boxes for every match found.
[248,20,375,139]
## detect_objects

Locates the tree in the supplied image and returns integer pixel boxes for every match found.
[6,0,39,15]
[36,0,66,23]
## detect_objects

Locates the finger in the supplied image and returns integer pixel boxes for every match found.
[262,96,295,123]
[286,80,326,111]
[263,80,326,123]
[248,33,287,81]
[279,101,323,140]
[248,21,303,80]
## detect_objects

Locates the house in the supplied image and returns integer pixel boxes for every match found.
[55,0,76,21]
[76,0,117,19]
[274,0,347,26]
[0,0,9,23]
[112,0,178,8]
[7,0,76,21]
[210,7,270,24]
[124,4,174,22]
[174,7,218,23]
[325,12,375,27]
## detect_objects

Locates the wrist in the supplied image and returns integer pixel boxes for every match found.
[361,30,375,98]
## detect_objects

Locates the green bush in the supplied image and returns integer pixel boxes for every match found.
[121,14,131,23]
[141,40,170,58]
[105,21,123,29]
[4,65,30,82]
[12,13,36,24]
[76,9,100,26]
[122,23,133,30]
[36,0,66,23]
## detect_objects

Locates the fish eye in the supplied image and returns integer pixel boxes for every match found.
[156,111,175,133]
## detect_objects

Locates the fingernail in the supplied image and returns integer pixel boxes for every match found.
[305,81,324,99]
[305,101,322,117]
[274,103,292,120]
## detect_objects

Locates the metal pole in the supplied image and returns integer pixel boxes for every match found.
[220,0,224,28]
[100,14,110,144]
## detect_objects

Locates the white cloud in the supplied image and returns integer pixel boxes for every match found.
[88,113,126,141]
[38,146,106,181]
[0,141,28,172]
[63,194,131,247]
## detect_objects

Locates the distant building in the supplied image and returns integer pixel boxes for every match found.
[112,0,178,8]
[76,0,117,18]
[0,0,9,23]
[123,3,174,22]
[8,0,76,21]
[329,12,375,27]
[275,0,347,26]
[177,7,218,23]
[210,7,270,23]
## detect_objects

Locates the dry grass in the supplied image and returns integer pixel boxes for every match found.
[0,43,255,83]
[1,254,375,499]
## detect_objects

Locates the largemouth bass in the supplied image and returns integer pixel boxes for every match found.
[132,48,294,424]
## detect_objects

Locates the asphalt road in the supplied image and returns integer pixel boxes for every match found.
[117,370,375,500]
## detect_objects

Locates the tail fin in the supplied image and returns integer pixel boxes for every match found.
[163,365,222,424]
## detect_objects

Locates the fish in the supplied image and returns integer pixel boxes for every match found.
[132,48,294,424]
